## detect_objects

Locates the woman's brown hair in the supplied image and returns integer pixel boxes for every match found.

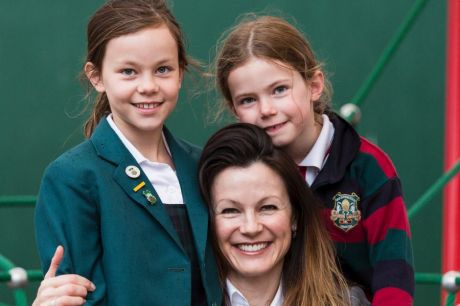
[198,123,349,306]
[214,15,332,121]
[82,0,189,137]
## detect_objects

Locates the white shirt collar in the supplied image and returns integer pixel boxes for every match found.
[107,114,183,204]
[225,278,283,306]
[106,114,171,164]
[298,114,334,171]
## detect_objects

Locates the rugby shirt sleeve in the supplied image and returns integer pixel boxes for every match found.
[360,139,414,306]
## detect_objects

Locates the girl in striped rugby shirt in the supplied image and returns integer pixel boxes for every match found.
[213,15,414,306]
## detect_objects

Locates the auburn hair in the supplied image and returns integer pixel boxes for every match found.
[198,123,349,306]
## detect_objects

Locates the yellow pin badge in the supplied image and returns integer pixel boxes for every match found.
[133,181,146,192]
[125,165,156,205]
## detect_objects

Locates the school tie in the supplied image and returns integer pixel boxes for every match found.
[298,165,318,186]
[298,165,307,179]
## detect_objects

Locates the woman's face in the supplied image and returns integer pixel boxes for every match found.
[211,162,294,282]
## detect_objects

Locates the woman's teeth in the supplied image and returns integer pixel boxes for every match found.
[238,243,268,252]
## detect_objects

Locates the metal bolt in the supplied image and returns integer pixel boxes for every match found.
[7,267,28,288]
[340,103,362,126]
[442,270,460,293]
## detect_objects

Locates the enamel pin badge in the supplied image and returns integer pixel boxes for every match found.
[330,192,361,232]
[125,165,141,179]
[142,190,157,205]
[133,181,146,192]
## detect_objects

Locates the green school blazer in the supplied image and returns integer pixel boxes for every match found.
[35,118,222,306]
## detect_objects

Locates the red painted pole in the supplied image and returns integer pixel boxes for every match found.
[443,0,460,303]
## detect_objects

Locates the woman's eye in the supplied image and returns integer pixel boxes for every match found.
[273,86,287,95]
[157,66,171,74]
[121,68,135,76]
[221,207,239,214]
[260,204,278,212]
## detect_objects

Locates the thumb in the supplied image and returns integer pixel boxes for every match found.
[44,245,64,279]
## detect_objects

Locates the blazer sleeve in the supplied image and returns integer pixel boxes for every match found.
[35,157,106,305]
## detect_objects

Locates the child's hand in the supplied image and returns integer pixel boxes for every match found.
[32,246,96,306]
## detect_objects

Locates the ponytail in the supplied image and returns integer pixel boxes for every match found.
[83,93,110,138]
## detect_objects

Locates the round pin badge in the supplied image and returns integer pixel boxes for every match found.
[125,165,141,178]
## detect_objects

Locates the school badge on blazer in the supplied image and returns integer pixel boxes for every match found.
[330,192,361,231]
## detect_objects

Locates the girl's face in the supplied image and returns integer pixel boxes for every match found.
[86,25,182,140]
[227,57,324,162]
[211,162,294,283]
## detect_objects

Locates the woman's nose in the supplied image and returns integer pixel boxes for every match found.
[240,213,263,235]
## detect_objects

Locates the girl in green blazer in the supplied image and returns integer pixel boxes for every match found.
[33,0,221,305]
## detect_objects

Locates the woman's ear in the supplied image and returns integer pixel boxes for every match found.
[309,70,324,101]
[85,62,105,93]
[291,222,297,238]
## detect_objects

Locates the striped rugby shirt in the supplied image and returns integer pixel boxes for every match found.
[311,113,414,306]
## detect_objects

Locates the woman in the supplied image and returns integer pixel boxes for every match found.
[198,123,349,306]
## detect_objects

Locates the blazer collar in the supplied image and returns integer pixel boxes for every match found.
[90,118,209,259]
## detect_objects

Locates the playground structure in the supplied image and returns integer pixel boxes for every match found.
[0,0,458,305]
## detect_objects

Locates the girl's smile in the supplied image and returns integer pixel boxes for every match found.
[133,101,165,112]
[263,121,287,135]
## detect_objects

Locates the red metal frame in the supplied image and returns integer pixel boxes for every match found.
[443,0,460,303]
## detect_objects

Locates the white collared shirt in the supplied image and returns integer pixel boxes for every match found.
[107,115,184,204]
[298,114,335,186]
[225,279,283,306]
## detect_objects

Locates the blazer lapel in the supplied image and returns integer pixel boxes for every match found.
[165,128,209,260]
[90,118,183,247]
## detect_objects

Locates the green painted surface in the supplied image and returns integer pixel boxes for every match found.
[0,1,446,304]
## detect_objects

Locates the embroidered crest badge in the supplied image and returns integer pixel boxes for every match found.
[330,192,361,231]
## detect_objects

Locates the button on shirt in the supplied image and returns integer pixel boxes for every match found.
[298,114,335,186]
[107,115,184,204]
[226,279,283,306]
